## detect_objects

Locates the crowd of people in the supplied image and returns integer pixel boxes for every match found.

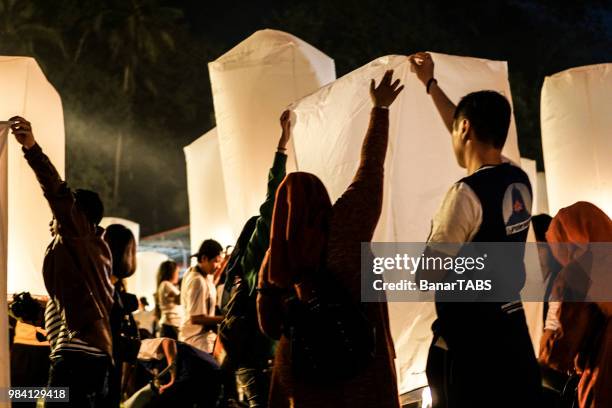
[6,52,611,408]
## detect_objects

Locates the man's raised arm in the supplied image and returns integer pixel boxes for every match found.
[10,116,76,229]
[409,52,456,133]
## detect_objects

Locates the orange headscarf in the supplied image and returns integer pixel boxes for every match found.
[266,172,332,288]
[546,201,612,267]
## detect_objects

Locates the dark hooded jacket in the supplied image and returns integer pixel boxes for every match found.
[24,143,114,357]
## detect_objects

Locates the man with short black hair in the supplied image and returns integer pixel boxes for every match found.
[452,90,512,148]
[180,239,224,353]
[409,54,541,407]
[11,116,114,407]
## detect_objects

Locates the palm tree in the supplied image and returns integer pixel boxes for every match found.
[76,0,183,207]
[0,0,66,58]
[79,0,182,94]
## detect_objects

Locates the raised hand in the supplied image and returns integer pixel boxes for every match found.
[278,109,291,151]
[9,116,36,149]
[370,70,404,108]
[408,52,434,86]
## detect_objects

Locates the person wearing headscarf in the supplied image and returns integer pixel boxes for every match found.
[540,201,612,408]
[532,214,563,319]
[257,70,404,408]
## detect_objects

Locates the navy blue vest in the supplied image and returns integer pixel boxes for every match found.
[434,163,533,343]
[461,162,532,243]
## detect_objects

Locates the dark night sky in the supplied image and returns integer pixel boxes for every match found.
[1,0,610,235]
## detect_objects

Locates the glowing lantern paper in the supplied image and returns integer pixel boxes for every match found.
[536,172,549,214]
[541,64,612,217]
[132,251,169,307]
[520,158,539,215]
[184,128,234,255]
[209,29,336,236]
[291,53,523,393]
[0,56,65,392]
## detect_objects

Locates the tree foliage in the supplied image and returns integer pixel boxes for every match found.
[0,0,609,234]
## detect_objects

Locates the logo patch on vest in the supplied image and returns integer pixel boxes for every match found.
[502,183,532,235]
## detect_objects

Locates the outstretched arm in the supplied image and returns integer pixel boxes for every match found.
[10,116,79,234]
[331,70,403,238]
[409,53,456,133]
[241,110,289,293]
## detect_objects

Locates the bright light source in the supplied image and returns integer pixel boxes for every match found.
[541,64,612,218]
[421,386,432,408]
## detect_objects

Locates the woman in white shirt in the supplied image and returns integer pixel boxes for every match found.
[156,260,183,339]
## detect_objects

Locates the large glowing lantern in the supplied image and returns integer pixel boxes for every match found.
[541,63,612,217]
[291,53,522,393]
[520,158,539,214]
[292,53,521,243]
[209,29,336,236]
[184,128,234,255]
[0,56,65,391]
[536,172,549,214]
[131,251,169,307]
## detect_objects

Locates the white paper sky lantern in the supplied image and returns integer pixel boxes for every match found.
[209,29,336,235]
[291,52,523,393]
[541,63,612,217]
[518,159,549,215]
[130,251,169,307]
[0,56,65,391]
[184,128,234,255]
[536,172,549,214]
[292,53,521,242]
[520,158,539,214]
